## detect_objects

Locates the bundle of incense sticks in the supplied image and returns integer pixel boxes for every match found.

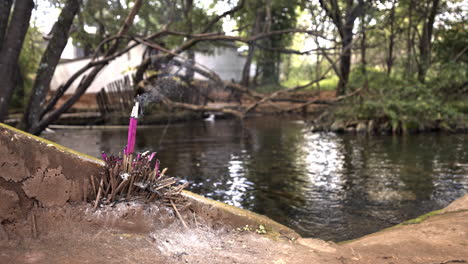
[92,102,189,212]
[92,150,189,208]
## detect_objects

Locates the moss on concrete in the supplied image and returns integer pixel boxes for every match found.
[339,208,445,245]
[0,123,103,165]
[397,209,443,226]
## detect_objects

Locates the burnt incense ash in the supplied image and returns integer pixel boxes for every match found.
[91,101,189,226]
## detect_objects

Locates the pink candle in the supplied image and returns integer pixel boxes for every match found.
[126,102,140,154]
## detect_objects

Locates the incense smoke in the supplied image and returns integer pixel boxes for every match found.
[136,76,190,106]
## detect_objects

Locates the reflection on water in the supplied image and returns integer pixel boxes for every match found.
[44,117,468,241]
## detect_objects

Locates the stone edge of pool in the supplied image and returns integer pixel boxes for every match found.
[0,123,300,239]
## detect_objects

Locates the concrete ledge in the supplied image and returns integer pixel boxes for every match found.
[0,123,299,238]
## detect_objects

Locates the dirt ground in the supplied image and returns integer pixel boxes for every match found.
[0,202,339,264]
[1,195,468,264]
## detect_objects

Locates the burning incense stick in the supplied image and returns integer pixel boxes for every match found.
[93,99,190,229]
[126,102,140,154]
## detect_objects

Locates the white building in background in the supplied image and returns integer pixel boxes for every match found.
[195,43,254,82]
[50,40,255,95]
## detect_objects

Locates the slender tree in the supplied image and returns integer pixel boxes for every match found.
[360,11,368,90]
[183,0,195,81]
[241,5,264,87]
[26,0,143,135]
[319,0,365,96]
[405,0,414,77]
[386,0,397,76]
[21,0,81,133]
[0,0,34,121]
[0,0,14,51]
[417,0,440,83]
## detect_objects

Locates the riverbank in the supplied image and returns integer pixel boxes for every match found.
[310,115,468,134]
[7,88,467,135]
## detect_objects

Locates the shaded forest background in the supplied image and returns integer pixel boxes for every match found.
[0,0,466,135]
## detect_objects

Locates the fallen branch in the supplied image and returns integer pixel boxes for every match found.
[201,0,245,33]
[243,77,326,115]
[281,87,363,113]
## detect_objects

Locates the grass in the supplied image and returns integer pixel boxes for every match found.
[282,76,338,91]
[254,76,339,93]
[316,77,339,91]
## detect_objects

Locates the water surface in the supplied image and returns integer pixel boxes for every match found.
[44,117,468,241]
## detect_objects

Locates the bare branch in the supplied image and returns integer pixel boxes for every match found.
[35,0,144,134]
[40,42,138,118]
[202,0,245,33]
[243,77,326,115]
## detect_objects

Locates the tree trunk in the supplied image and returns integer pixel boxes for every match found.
[183,0,195,81]
[417,0,440,83]
[319,0,365,96]
[21,0,80,132]
[386,0,396,76]
[315,42,321,91]
[260,48,278,85]
[185,50,195,80]
[0,0,13,51]
[361,14,368,91]
[0,0,34,121]
[241,7,263,87]
[405,0,414,77]
[336,26,353,96]
[241,45,255,86]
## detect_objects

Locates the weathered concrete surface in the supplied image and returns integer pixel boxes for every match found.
[338,194,468,263]
[0,123,100,222]
[0,188,20,222]
[0,123,298,238]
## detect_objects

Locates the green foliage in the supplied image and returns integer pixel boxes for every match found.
[283,60,313,87]
[433,20,467,64]
[71,0,223,54]
[428,61,467,97]
[234,0,305,85]
[255,83,284,93]
[337,67,462,127]
[433,2,467,62]
[235,224,268,235]
[10,25,44,111]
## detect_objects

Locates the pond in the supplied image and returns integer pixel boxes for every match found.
[43,116,468,242]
